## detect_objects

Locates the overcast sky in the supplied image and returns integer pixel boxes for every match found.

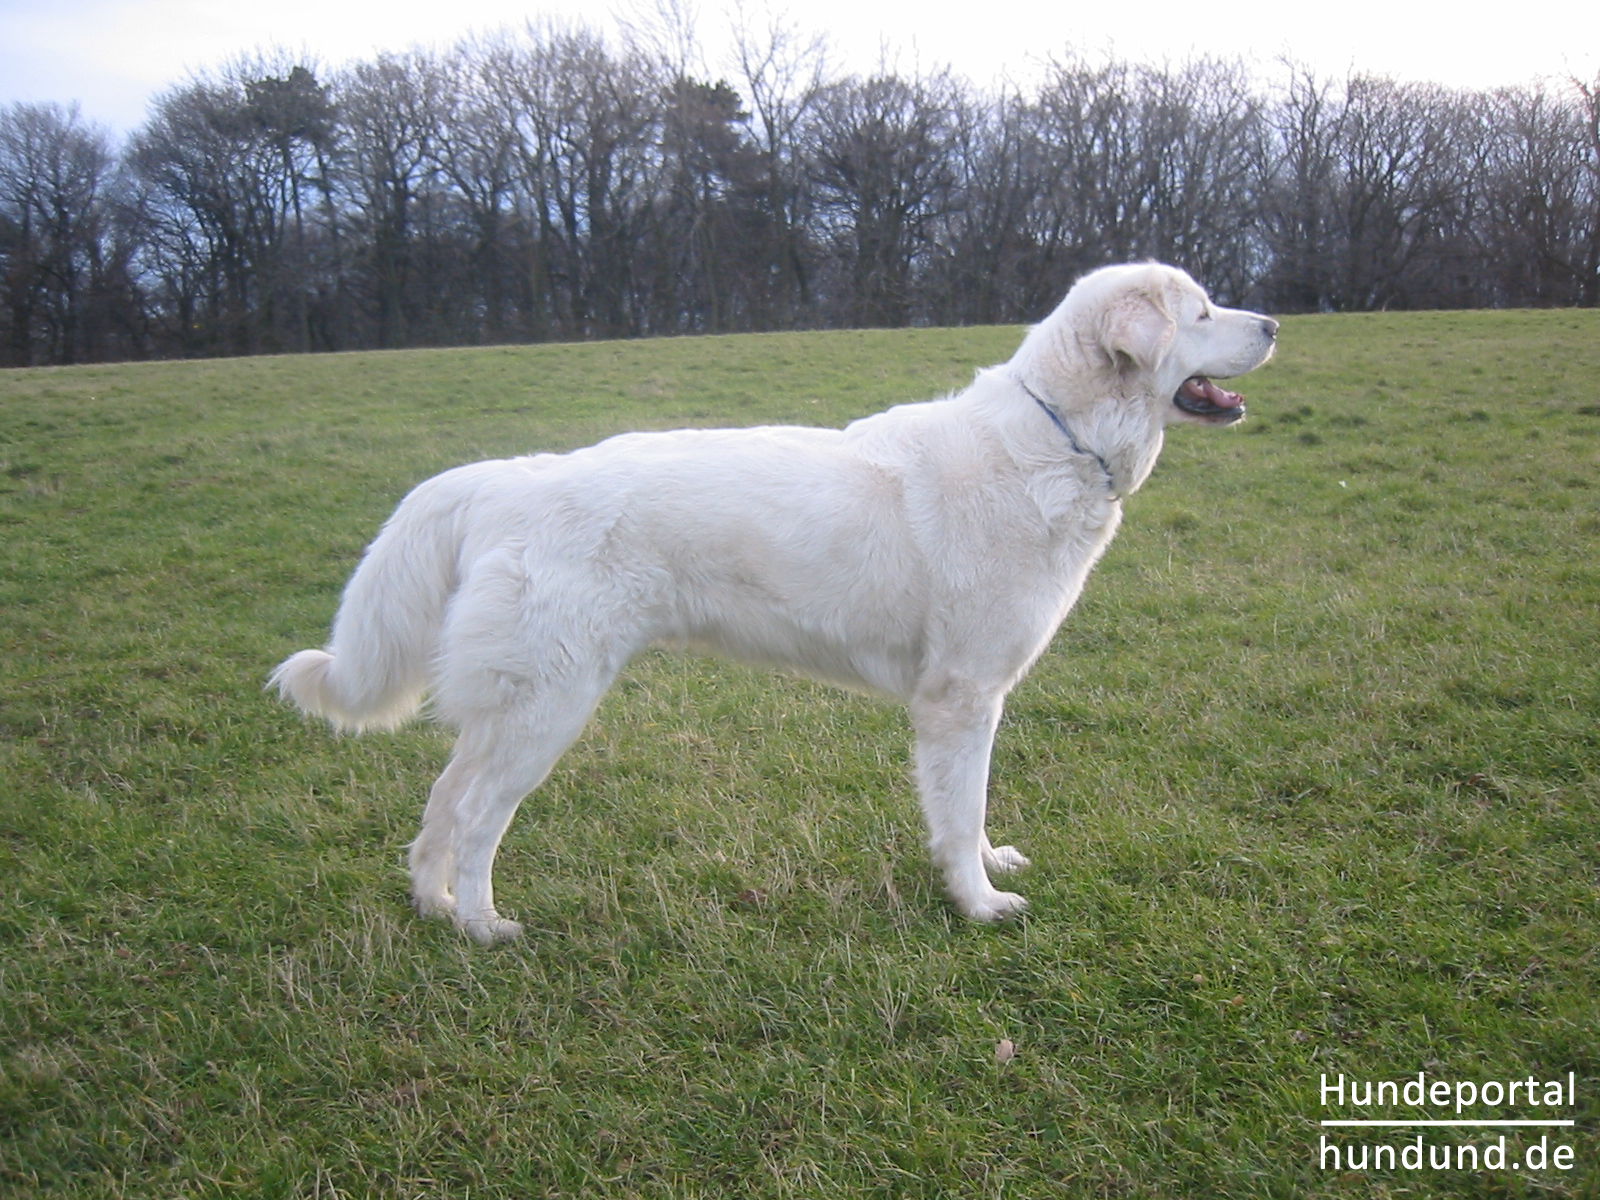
[3,0,1597,134]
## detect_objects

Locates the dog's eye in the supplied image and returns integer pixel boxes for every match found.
[1197,309,1213,322]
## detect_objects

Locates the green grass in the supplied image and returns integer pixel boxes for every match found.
[3,310,1599,1197]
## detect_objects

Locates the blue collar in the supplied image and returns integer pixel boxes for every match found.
[1016,378,1120,500]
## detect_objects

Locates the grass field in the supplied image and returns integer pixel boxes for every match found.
[2,309,1598,1198]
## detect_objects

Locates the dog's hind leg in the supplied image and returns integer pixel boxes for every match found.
[981,834,1031,875]
[410,547,644,944]
[434,722,584,946]
[911,680,1028,922]
[409,754,471,921]
[437,667,617,945]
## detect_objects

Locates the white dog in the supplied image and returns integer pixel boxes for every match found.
[272,262,1278,943]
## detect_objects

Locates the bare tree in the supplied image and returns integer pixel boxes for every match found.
[129,73,270,355]
[924,86,1046,324]
[1030,58,1154,278]
[1479,82,1596,305]
[1575,73,1600,306]
[731,7,829,325]
[0,102,122,364]
[1133,59,1265,301]
[487,26,662,338]
[337,51,450,347]
[431,43,526,342]
[805,70,961,326]
[1254,63,1345,311]
[12,21,1600,364]
[1333,76,1462,308]
[244,64,337,351]
[126,55,338,355]
[650,76,768,332]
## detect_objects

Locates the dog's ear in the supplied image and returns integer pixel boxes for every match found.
[1100,287,1176,373]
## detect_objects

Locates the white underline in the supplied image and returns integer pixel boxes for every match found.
[1321,1119,1576,1128]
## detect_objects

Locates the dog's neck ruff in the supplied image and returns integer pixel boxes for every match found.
[1014,376,1121,501]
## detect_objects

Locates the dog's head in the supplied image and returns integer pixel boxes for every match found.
[1065,263,1278,426]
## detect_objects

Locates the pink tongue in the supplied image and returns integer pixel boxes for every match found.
[1184,377,1244,408]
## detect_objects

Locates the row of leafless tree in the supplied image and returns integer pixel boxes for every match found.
[3,23,1599,366]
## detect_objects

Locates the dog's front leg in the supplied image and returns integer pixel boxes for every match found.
[911,683,1028,922]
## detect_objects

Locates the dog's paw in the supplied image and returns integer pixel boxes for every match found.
[960,889,1029,923]
[983,844,1031,874]
[412,891,456,920]
[458,912,525,946]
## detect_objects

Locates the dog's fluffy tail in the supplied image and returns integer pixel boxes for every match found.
[271,467,473,732]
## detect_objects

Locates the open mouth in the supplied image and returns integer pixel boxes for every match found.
[1174,376,1247,423]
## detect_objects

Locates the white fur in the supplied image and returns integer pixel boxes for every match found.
[272,262,1278,942]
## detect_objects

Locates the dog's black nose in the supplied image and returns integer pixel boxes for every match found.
[1262,317,1280,340]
